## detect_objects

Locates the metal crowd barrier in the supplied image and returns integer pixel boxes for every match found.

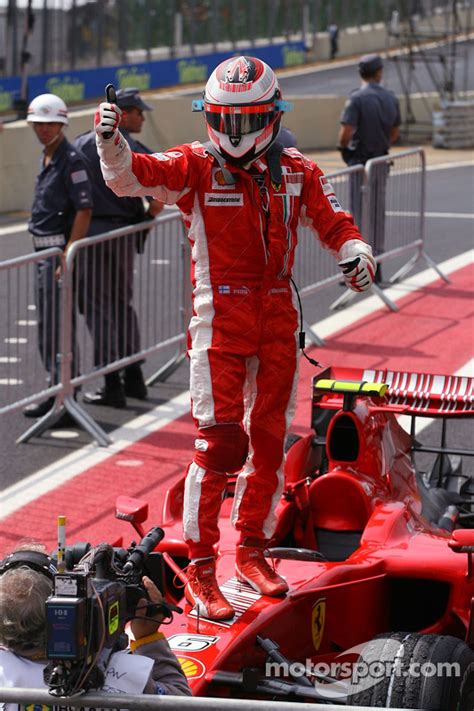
[0,247,67,416]
[5,212,190,446]
[330,147,449,311]
[1,148,449,446]
[0,687,417,711]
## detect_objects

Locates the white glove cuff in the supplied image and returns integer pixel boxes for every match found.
[96,131,132,181]
[96,127,127,155]
[338,239,376,271]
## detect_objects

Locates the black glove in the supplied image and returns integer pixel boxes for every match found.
[337,145,357,165]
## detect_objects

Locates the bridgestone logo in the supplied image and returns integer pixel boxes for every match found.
[205,193,244,206]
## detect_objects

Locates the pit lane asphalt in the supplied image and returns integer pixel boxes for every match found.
[0,150,472,491]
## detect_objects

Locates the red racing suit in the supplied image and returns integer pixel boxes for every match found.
[97,136,368,559]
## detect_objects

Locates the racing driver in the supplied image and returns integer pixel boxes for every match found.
[94,56,376,621]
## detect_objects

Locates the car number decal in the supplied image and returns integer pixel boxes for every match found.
[168,633,219,651]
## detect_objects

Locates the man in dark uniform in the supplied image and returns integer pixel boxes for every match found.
[74,88,163,408]
[23,93,92,423]
[338,54,401,262]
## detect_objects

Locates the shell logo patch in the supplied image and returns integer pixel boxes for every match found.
[215,169,226,186]
[177,655,206,679]
[311,598,326,651]
[211,167,234,190]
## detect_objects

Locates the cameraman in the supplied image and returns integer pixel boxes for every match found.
[0,545,191,698]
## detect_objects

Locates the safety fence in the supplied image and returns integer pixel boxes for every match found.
[0,147,446,446]
[0,686,418,711]
[2,0,401,77]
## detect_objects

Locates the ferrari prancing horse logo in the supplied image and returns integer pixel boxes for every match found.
[312,598,326,650]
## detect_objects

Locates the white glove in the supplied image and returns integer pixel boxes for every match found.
[337,239,376,292]
[94,101,122,140]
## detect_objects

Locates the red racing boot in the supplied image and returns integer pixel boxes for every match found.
[185,557,235,621]
[236,538,289,596]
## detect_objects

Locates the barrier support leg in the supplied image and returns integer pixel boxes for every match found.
[146,349,187,386]
[371,283,399,312]
[16,402,65,445]
[16,395,112,447]
[388,251,421,284]
[329,283,398,312]
[329,287,357,311]
[420,249,451,284]
[65,395,113,446]
[389,249,451,286]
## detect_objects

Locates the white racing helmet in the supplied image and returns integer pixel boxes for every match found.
[27,93,68,125]
[194,56,292,165]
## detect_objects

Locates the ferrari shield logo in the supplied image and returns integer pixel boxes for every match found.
[312,598,326,650]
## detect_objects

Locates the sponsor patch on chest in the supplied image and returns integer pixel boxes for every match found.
[205,193,244,206]
[211,167,235,190]
[280,169,303,196]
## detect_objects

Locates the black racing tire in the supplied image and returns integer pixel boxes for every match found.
[349,632,474,710]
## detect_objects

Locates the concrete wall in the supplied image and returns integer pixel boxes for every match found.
[0,92,450,213]
[2,90,472,214]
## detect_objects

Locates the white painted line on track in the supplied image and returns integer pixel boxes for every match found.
[0,223,27,237]
[387,211,474,219]
[1,249,472,520]
[426,161,474,172]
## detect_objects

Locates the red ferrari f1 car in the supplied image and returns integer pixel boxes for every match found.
[116,365,474,710]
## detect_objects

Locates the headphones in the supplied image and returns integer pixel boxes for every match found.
[0,551,57,580]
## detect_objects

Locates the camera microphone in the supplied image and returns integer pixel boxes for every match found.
[123,526,165,574]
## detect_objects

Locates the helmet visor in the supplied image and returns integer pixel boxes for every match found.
[204,101,277,137]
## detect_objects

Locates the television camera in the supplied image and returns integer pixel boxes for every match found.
[43,525,181,696]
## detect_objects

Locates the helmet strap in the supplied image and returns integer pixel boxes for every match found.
[266,140,284,190]
[203,141,236,185]
[43,125,65,150]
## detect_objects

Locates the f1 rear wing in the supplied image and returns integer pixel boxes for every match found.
[313,366,473,417]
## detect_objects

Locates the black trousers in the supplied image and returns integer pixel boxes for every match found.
[35,253,79,384]
[348,155,389,255]
[77,233,141,368]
